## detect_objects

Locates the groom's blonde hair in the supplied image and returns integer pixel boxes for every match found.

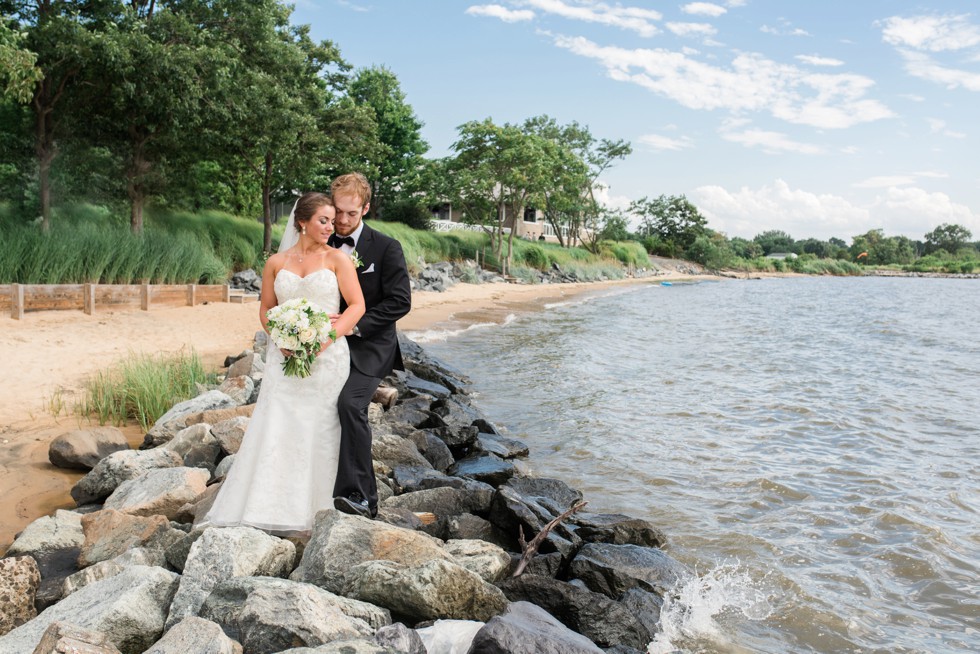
[331,173,371,207]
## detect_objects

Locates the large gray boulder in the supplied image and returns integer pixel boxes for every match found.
[447,453,516,487]
[215,375,253,406]
[235,584,373,653]
[103,467,210,519]
[0,566,179,654]
[571,512,668,548]
[371,431,432,469]
[344,559,508,622]
[165,527,295,629]
[468,601,603,654]
[211,417,250,455]
[143,390,237,448]
[142,616,242,654]
[290,511,452,595]
[489,477,584,556]
[569,543,689,599]
[199,577,391,644]
[161,424,222,472]
[0,556,41,636]
[48,427,130,470]
[497,574,652,649]
[71,449,183,505]
[29,622,122,654]
[381,484,493,518]
[443,539,510,583]
[78,509,183,567]
[6,510,84,557]
[372,623,425,654]
[63,547,167,597]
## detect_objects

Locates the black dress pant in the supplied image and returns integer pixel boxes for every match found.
[333,368,382,510]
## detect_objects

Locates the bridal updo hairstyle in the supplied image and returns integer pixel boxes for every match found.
[292,192,333,233]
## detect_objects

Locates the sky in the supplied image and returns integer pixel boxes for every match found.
[292,1,980,242]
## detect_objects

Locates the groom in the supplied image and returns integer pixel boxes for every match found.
[328,173,412,519]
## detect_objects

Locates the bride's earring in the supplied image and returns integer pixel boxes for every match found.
[302,226,306,235]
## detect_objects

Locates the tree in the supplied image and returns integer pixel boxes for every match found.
[925,223,973,255]
[753,229,795,255]
[0,19,42,103]
[630,194,707,257]
[598,210,632,241]
[729,236,763,259]
[348,65,428,218]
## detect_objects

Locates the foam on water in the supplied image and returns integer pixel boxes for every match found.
[648,563,776,654]
[405,314,517,343]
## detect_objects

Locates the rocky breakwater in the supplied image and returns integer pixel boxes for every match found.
[0,333,689,654]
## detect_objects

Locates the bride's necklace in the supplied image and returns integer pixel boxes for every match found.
[296,242,326,263]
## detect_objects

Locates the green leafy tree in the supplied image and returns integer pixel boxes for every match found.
[0,18,42,103]
[349,65,428,218]
[753,229,795,256]
[729,236,763,259]
[924,223,973,255]
[598,210,632,241]
[630,194,707,257]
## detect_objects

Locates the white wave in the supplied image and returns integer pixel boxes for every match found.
[543,285,644,310]
[405,314,517,343]
[648,563,775,654]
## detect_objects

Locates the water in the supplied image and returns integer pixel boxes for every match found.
[413,277,980,653]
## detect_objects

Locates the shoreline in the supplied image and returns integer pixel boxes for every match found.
[0,272,704,552]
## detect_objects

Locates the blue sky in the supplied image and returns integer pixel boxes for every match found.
[292,1,980,242]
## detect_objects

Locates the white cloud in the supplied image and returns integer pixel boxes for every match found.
[551,35,893,128]
[795,54,845,67]
[692,179,867,240]
[466,4,535,22]
[520,0,662,37]
[913,170,949,179]
[666,22,717,38]
[336,0,370,12]
[899,93,926,102]
[639,133,694,151]
[870,187,979,236]
[681,3,726,18]
[720,128,823,154]
[927,118,967,138]
[853,175,916,189]
[726,0,746,7]
[761,24,810,37]
[593,183,633,213]
[899,50,980,91]
[880,14,980,52]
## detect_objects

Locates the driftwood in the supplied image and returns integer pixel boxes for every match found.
[511,500,588,577]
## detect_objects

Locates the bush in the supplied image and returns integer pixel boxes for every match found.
[381,201,433,231]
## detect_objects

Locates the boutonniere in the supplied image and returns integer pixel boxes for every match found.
[350,249,364,269]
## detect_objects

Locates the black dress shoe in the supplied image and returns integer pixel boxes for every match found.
[334,496,375,519]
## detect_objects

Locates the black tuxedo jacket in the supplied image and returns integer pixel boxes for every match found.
[341,223,412,378]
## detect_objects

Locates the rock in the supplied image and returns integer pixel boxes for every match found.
[345,558,508,622]
[143,390,237,448]
[381,485,493,519]
[391,465,464,494]
[569,543,689,599]
[571,513,668,548]
[468,601,603,654]
[443,539,510,582]
[448,453,516,487]
[403,374,451,399]
[415,620,484,654]
[619,587,664,638]
[78,509,183,567]
[373,623,425,654]
[373,507,425,531]
[215,375,253,406]
[199,577,390,643]
[382,397,433,429]
[213,454,235,479]
[183,404,256,427]
[283,640,391,653]
[290,511,452,595]
[515,552,563,579]
[0,556,41,636]
[103,467,210,519]
[71,449,184,506]
[371,431,432,469]
[64,548,167,597]
[226,352,263,380]
[420,433,455,472]
[174,483,221,525]
[429,396,482,429]
[30,622,122,654]
[497,574,651,649]
[211,417,250,455]
[164,529,205,573]
[165,527,294,629]
[475,432,529,459]
[161,424,222,472]
[48,428,130,470]
[489,477,584,556]
[429,425,479,457]
[443,513,513,551]
[7,510,84,557]
[142,616,242,654]
[235,584,373,653]
[0,566,179,654]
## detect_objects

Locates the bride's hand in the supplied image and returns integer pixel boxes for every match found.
[316,338,334,356]
[280,348,293,357]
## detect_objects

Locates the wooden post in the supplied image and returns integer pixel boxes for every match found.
[187,284,196,306]
[141,283,150,311]
[223,285,231,302]
[83,283,95,315]
[12,284,24,320]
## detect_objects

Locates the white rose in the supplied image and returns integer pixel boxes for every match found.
[298,327,317,343]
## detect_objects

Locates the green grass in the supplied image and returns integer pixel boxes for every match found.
[76,350,218,431]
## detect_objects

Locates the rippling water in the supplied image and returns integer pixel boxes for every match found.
[414,277,980,654]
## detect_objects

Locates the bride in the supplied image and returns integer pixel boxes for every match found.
[199,192,365,536]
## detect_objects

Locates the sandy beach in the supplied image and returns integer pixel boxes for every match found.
[0,273,705,552]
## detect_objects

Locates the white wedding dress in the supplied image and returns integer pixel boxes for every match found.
[199,268,350,536]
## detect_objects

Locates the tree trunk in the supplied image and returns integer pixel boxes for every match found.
[33,80,56,232]
[262,152,273,253]
[127,127,150,233]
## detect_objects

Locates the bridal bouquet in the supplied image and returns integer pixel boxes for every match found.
[265,298,337,378]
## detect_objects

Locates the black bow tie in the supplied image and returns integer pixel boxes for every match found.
[329,234,355,248]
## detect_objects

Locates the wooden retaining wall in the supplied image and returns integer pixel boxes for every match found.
[1,283,231,319]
